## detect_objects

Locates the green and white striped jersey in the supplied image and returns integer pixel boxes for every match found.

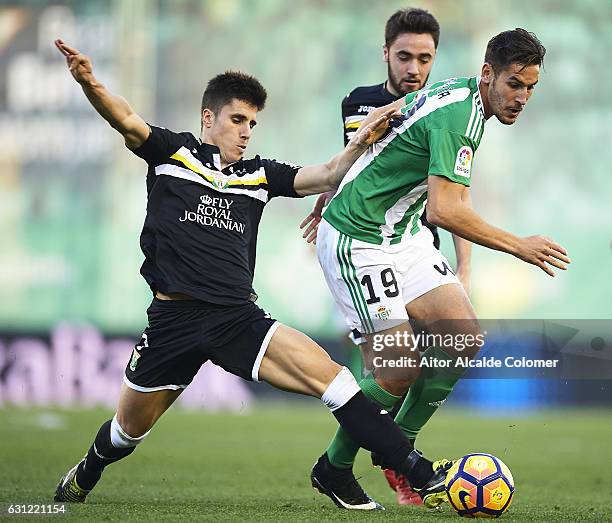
[324,76,485,246]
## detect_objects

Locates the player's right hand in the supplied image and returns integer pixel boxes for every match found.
[350,107,400,147]
[299,192,333,244]
[515,235,571,276]
[54,39,95,85]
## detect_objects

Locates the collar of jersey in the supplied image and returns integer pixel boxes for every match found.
[380,81,400,102]
[196,140,233,172]
[197,141,220,155]
[180,141,249,177]
[474,76,486,119]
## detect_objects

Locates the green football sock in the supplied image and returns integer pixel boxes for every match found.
[326,373,402,469]
[394,346,465,441]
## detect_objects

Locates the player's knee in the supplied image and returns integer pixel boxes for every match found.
[295,354,339,398]
[111,413,151,448]
[320,366,361,411]
[372,357,421,396]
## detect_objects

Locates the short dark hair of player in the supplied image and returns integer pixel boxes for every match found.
[384,8,440,48]
[485,28,546,73]
[201,71,267,115]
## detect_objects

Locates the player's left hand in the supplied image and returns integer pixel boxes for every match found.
[515,235,571,277]
[299,192,332,244]
[350,108,399,147]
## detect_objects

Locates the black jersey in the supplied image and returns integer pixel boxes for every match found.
[341,82,441,249]
[131,125,301,305]
[341,83,396,147]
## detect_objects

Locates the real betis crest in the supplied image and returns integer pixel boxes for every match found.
[374,306,391,320]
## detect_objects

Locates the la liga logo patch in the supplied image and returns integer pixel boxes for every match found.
[454,145,473,178]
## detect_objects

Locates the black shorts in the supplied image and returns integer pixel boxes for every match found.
[124,298,279,392]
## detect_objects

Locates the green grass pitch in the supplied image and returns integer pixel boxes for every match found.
[0,405,610,521]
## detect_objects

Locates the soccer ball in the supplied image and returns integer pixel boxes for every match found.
[445,453,515,518]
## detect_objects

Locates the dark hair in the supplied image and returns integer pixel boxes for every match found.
[385,8,440,48]
[485,28,546,73]
[201,71,267,115]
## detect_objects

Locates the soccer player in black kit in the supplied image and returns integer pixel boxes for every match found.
[52,39,453,509]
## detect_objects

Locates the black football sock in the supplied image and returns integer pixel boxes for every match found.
[331,391,434,488]
[75,420,136,491]
[398,450,435,489]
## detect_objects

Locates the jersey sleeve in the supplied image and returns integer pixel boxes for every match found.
[342,91,366,147]
[341,94,352,146]
[129,125,188,166]
[427,128,475,186]
[261,159,303,199]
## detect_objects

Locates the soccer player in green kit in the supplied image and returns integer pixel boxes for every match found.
[301,8,472,506]
[310,28,570,511]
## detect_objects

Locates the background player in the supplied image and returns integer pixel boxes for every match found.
[51,38,454,510]
[310,28,570,510]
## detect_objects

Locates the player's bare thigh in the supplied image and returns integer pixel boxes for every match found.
[406,283,481,358]
[257,324,343,398]
[258,322,420,399]
[116,383,183,437]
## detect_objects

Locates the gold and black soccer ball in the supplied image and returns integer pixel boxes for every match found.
[445,453,515,518]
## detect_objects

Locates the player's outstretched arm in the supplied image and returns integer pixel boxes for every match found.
[297,99,405,238]
[293,107,398,196]
[427,175,571,277]
[54,39,149,149]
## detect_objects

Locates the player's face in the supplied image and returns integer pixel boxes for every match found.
[202,99,258,165]
[481,62,540,125]
[383,32,436,96]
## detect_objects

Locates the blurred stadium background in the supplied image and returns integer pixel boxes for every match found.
[0,1,611,520]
